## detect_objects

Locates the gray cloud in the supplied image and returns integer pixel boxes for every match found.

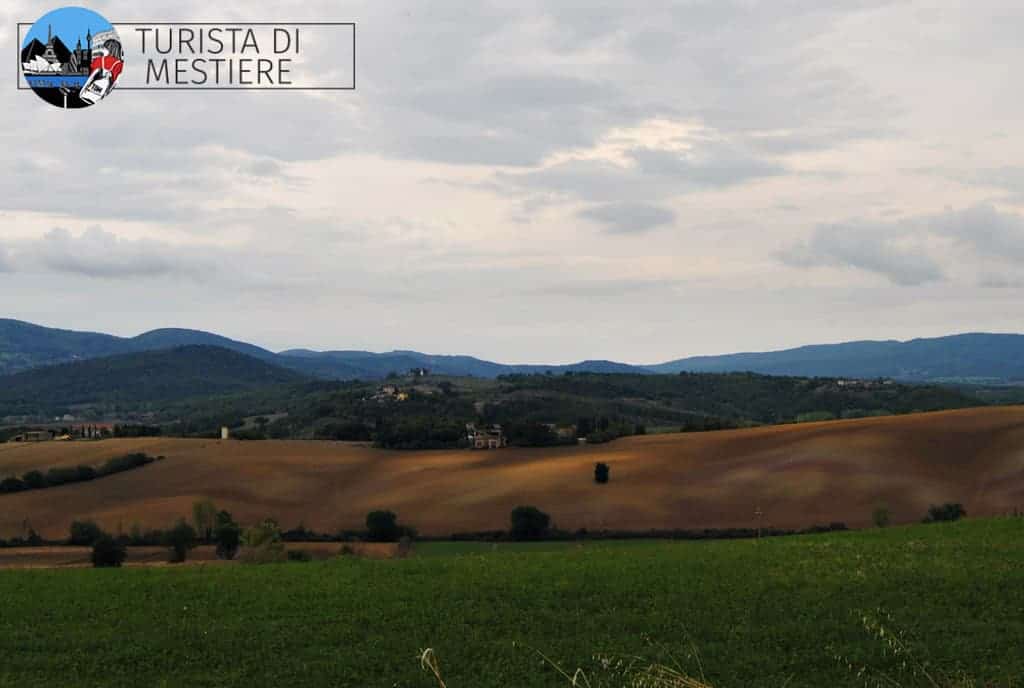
[780,222,945,286]
[630,144,784,186]
[978,275,1024,289]
[578,203,676,234]
[929,204,1024,260]
[781,204,1024,287]
[5,227,217,280]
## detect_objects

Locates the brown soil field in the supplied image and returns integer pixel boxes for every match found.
[2,407,1024,539]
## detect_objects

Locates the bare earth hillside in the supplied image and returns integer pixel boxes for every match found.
[2,407,1023,539]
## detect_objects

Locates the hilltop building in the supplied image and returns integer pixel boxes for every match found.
[466,424,507,450]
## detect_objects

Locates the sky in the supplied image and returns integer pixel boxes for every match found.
[22,7,112,47]
[2,1,1023,364]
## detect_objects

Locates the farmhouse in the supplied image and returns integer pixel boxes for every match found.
[466,423,507,450]
[372,385,409,402]
[11,430,54,443]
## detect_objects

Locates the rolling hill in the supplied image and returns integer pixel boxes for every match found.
[1,406,1022,539]
[5,319,1024,382]
[0,319,649,380]
[0,346,307,415]
[0,319,279,375]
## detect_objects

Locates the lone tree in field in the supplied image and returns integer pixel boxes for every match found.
[510,506,551,541]
[163,519,198,563]
[214,516,242,561]
[872,506,891,528]
[366,510,402,542]
[69,520,104,547]
[91,534,126,568]
[923,503,966,524]
[594,462,610,484]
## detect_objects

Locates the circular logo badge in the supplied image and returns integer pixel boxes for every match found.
[21,7,124,110]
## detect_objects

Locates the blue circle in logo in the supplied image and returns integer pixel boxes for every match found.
[21,7,124,109]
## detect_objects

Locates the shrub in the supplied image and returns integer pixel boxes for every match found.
[594,462,610,484]
[43,466,99,487]
[795,411,837,423]
[0,455,155,498]
[91,535,126,568]
[69,520,104,547]
[98,453,154,476]
[872,506,891,528]
[923,503,966,523]
[286,550,312,562]
[510,506,551,541]
[0,477,26,494]
[241,518,286,563]
[366,510,401,542]
[22,470,47,490]
[214,522,242,560]
[163,520,197,563]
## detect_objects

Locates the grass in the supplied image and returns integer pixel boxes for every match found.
[1,519,1022,687]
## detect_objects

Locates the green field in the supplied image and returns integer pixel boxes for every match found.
[2,520,1023,687]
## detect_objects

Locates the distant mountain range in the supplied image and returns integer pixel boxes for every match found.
[650,333,1024,382]
[2,319,1024,384]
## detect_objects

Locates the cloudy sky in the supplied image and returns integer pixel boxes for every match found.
[2,1,1022,363]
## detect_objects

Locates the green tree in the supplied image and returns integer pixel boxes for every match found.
[214,512,242,560]
[69,520,103,547]
[510,506,551,541]
[163,520,197,563]
[192,499,218,542]
[872,506,891,528]
[242,518,286,563]
[366,510,401,542]
[91,535,126,568]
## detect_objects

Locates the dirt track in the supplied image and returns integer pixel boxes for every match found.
[2,407,1024,538]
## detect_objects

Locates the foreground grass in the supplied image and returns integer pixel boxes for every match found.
[1,519,1022,687]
